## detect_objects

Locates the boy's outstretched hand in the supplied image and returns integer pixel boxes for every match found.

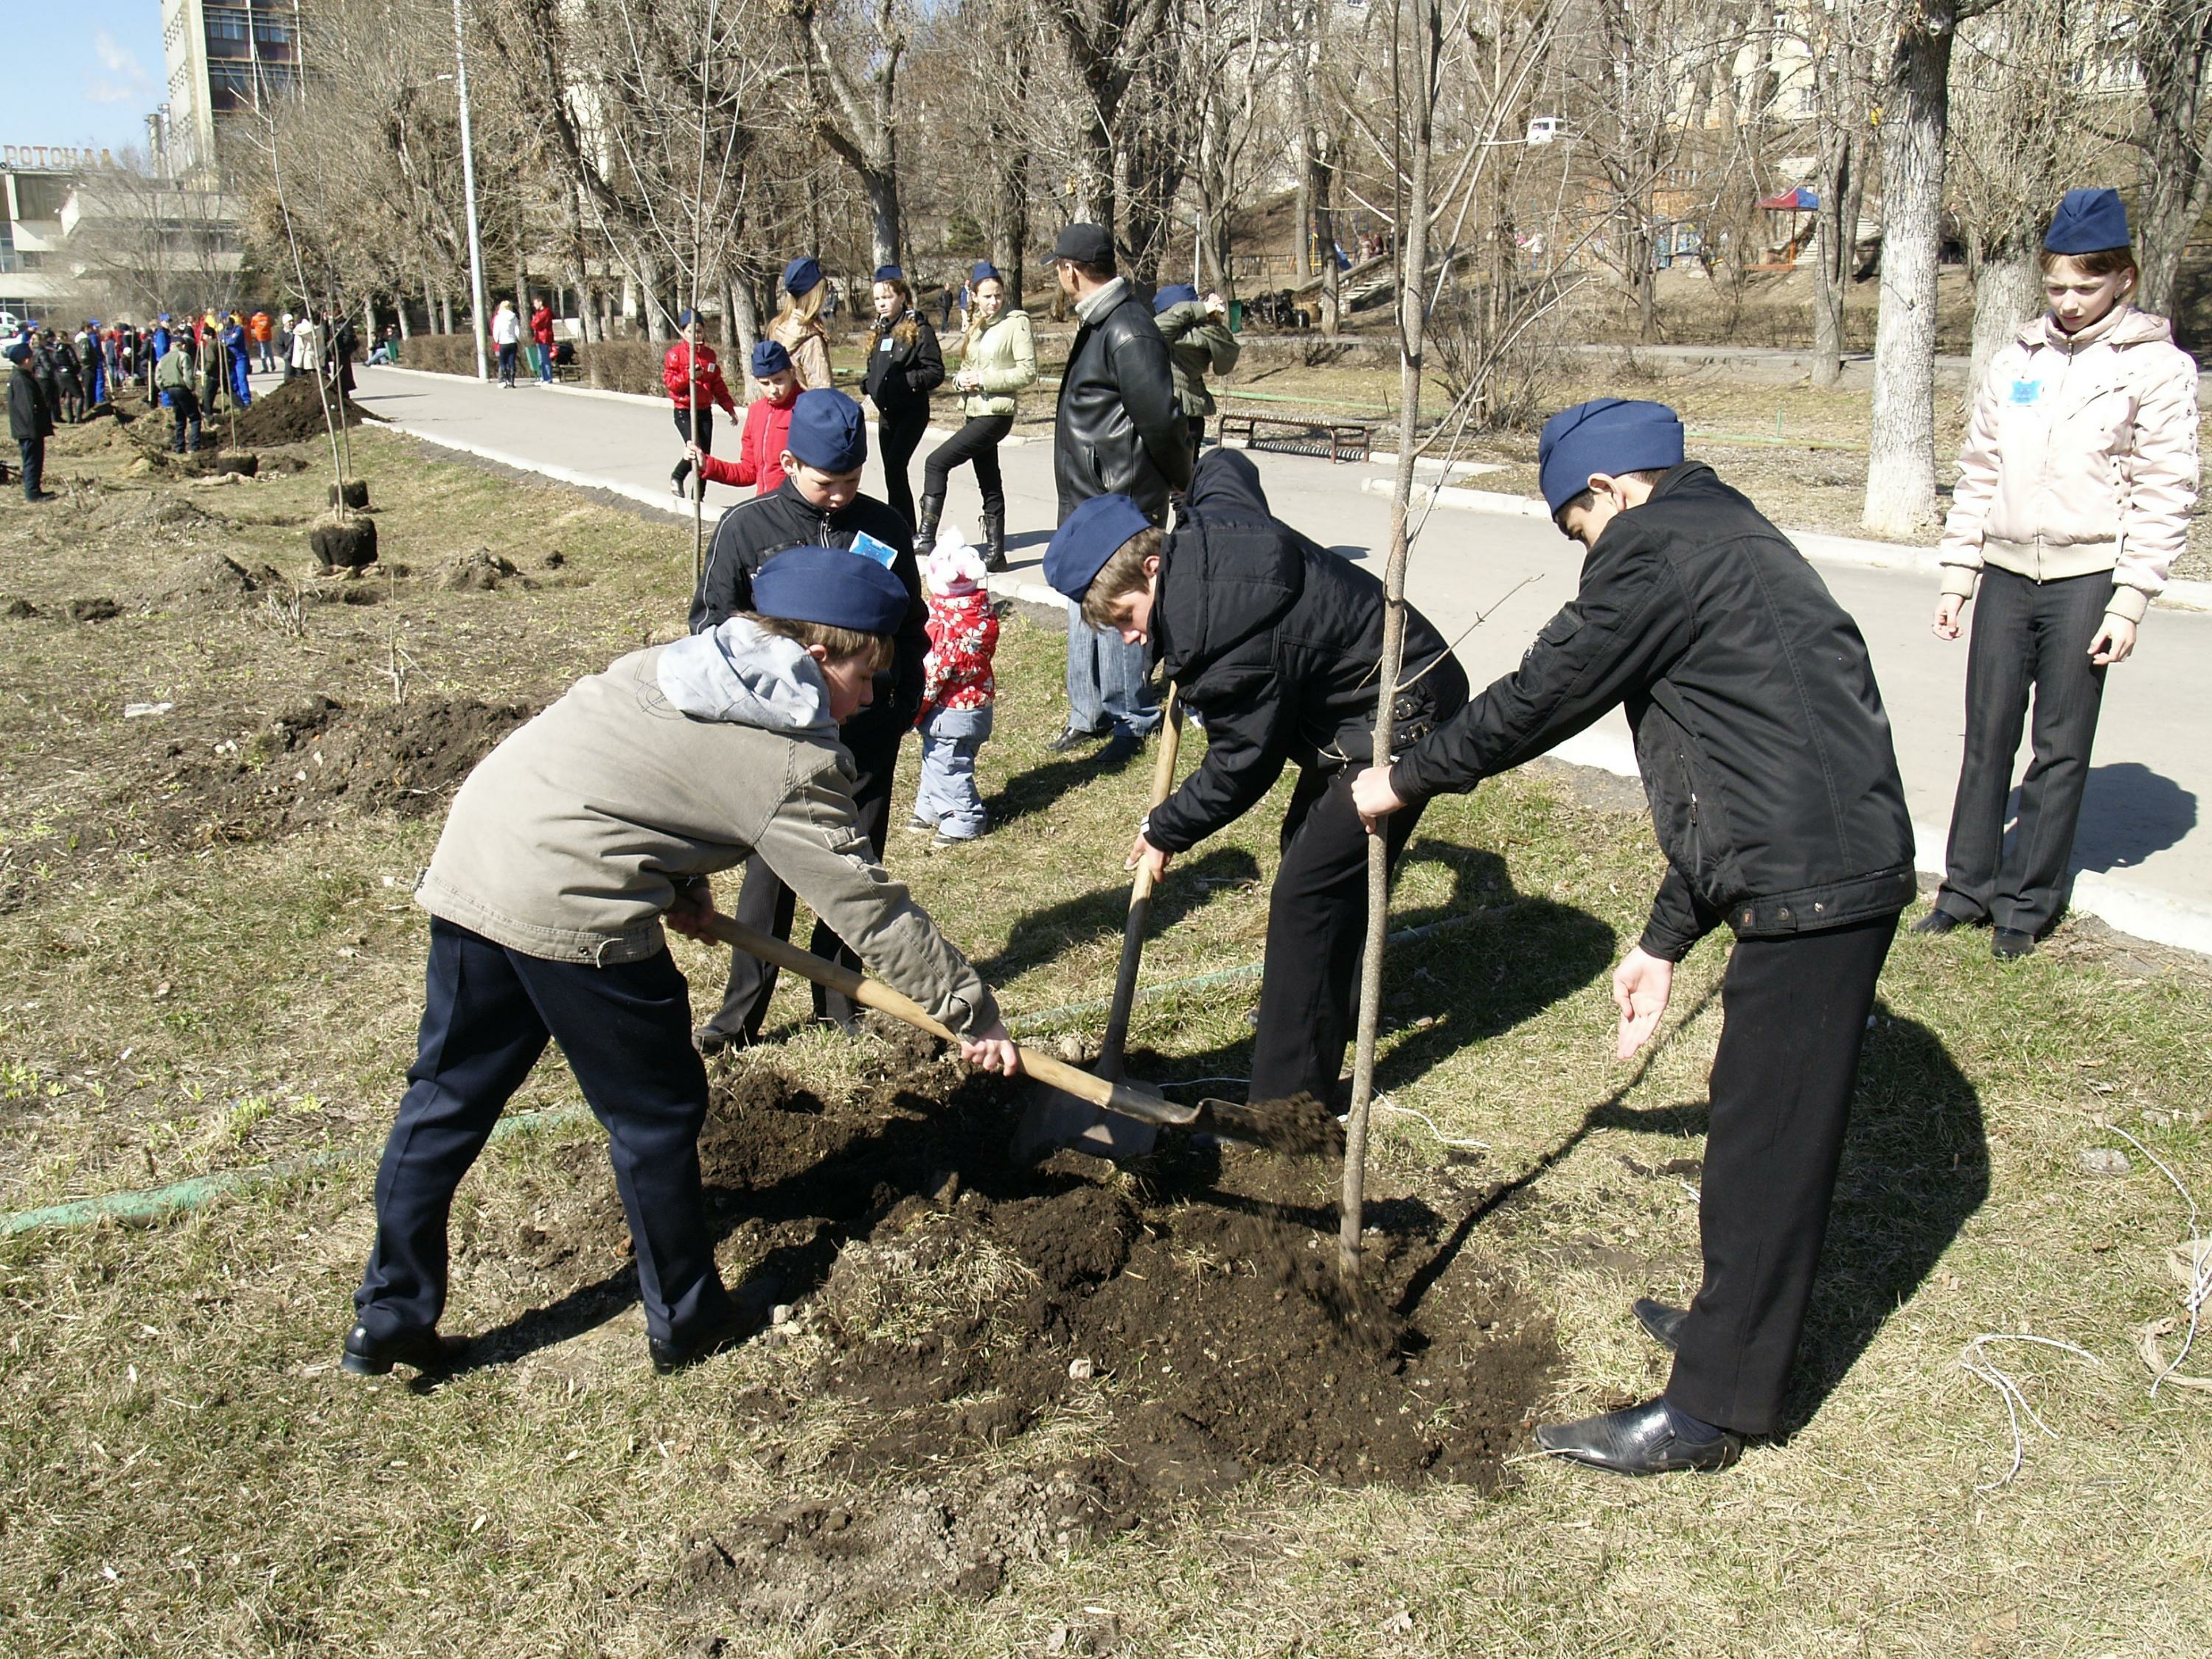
[1350,765,1405,832]
[960,1020,1023,1077]
[1611,946,1674,1060]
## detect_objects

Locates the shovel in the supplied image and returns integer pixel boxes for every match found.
[1008,687,1188,1163]
[698,911,1334,1155]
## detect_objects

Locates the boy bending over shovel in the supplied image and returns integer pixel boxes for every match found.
[1041,449,1469,1116]
[344,548,1019,1381]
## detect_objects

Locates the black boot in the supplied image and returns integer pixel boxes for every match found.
[981,509,1006,573]
[916,494,944,552]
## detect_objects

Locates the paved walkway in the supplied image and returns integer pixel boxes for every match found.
[351,364,2212,955]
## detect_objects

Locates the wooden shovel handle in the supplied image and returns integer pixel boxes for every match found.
[699,912,1196,1127]
[1128,683,1183,906]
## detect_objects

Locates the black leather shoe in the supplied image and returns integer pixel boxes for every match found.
[1992,928,2037,959]
[1535,1397,1743,1476]
[648,1294,771,1376]
[1911,909,1966,936]
[341,1322,465,1377]
[1098,733,1142,767]
[1632,1297,1688,1352]
[1047,726,1105,754]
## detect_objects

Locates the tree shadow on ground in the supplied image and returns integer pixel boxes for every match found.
[966,844,1261,985]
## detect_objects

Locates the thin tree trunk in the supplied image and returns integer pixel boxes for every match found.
[1863,4,1956,538]
[1342,0,1438,1281]
[2135,0,2212,319]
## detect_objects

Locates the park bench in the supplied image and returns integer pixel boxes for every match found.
[1217,408,1376,464]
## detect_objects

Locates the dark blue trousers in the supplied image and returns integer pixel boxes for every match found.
[354,917,729,1346]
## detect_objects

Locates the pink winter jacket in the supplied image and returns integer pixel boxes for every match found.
[1939,305,2199,625]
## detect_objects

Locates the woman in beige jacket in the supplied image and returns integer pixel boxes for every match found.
[343,549,1018,1384]
[763,254,835,394]
[921,261,1037,568]
[1920,188,2199,956]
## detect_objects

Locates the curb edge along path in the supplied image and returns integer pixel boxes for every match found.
[354,369,2212,960]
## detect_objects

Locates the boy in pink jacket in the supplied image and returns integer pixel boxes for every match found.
[1920,187,2200,956]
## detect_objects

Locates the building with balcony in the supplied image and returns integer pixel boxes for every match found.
[159,0,305,182]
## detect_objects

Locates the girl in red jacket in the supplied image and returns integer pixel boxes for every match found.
[685,340,801,495]
[907,527,998,846]
[664,309,736,498]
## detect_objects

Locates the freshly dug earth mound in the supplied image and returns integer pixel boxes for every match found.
[84,487,224,542]
[226,376,372,448]
[439,549,525,591]
[139,550,285,610]
[159,693,533,841]
[524,1039,1558,1630]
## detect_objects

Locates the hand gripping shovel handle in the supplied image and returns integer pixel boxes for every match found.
[699,912,1199,1128]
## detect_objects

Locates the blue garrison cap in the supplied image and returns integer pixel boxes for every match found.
[1152,284,1199,313]
[785,389,867,472]
[2045,188,2131,255]
[872,264,903,285]
[1044,493,1155,599]
[1537,398,1685,517]
[970,260,1001,285]
[4,344,27,365]
[753,545,909,636]
[750,338,792,378]
[782,256,824,297]
[677,307,698,328]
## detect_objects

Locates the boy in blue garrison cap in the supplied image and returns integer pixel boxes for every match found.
[1353,398,1915,1478]
[689,389,932,1054]
[344,546,1016,1384]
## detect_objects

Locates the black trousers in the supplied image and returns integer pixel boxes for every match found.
[877,407,929,530]
[709,728,900,1039]
[354,917,730,1347]
[1934,566,2110,937]
[17,437,42,500]
[1664,914,1896,1436]
[671,404,714,488]
[922,414,1012,518]
[167,391,201,453]
[1186,414,1206,467]
[1248,766,1430,1105]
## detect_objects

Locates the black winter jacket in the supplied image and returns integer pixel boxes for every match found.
[689,476,929,753]
[861,313,944,420]
[1390,462,1915,959]
[8,364,54,442]
[1145,450,1469,852]
[1053,282,1192,521]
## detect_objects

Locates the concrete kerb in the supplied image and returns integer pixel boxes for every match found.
[1361,476,2212,613]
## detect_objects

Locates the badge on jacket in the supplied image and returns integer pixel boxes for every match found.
[848,531,900,568]
[2009,378,2043,406]
[878,337,894,352]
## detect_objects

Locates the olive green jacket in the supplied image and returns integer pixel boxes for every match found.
[1155,300,1240,418]
[955,309,1038,418]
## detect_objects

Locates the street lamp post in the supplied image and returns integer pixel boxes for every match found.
[451,0,490,380]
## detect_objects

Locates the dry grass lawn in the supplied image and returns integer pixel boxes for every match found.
[1,400,2208,1655]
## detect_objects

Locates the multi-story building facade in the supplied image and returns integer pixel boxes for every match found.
[0,156,87,327]
[157,0,305,182]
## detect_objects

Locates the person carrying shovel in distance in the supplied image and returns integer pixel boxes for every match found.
[1040,447,1469,1119]
[1350,397,1917,1478]
[344,547,1020,1382]
[688,389,931,1056]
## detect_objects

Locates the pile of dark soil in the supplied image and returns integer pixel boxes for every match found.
[509,1037,1554,1629]
[83,487,226,543]
[226,376,372,448]
[439,549,525,591]
[160,693,533,841]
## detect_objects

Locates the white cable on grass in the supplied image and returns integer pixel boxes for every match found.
[1958,1332,2101,1491]
[2101,1123,2211,1394]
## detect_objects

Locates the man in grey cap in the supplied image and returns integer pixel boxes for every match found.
[1045,223,1190,762]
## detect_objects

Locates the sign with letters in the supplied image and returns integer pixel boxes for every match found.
[2,146,116,172]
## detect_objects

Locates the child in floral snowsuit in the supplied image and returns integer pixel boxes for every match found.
[910,528,999,846]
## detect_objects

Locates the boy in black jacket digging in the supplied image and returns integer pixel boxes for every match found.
[1043,448,1469,1111]
[689,389,931,1051]
[1353,398,1916,1478]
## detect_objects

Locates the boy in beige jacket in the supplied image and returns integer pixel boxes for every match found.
[1921,187,2199,956]
[344,549,1018,1382]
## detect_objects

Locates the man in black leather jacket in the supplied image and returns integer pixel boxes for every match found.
[1046,223,1191,762]
[687,390,930,1051]
[1354,398,1916,1479]
[1046,448,1467,1107]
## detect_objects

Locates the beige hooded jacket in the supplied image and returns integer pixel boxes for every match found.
[414,619,998,1035]
[1938,305,2199,625]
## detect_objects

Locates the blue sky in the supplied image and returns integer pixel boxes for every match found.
[6,2,170,158]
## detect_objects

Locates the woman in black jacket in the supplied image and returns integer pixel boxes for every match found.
[860,265,944,532]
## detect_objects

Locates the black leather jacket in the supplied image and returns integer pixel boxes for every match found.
[689,477,929,751]
[1053,282,1192,521]
[1144,451,1467,851]
[861,312,943,420]
[1390,462,1916,959]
